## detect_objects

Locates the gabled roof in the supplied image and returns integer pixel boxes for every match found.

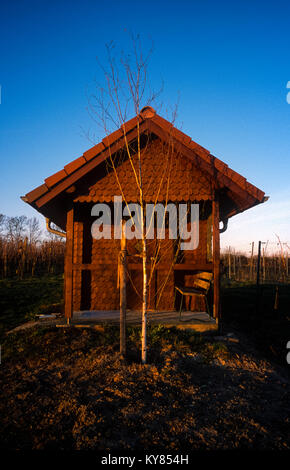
[21,106,267,229]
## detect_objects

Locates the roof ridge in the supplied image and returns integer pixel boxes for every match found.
[23,110,265,208]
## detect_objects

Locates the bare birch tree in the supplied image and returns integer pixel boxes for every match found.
[88,36,179,363]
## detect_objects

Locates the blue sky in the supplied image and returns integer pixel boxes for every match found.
[1,0,290,253]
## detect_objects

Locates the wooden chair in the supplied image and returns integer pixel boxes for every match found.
[175,271,213,321]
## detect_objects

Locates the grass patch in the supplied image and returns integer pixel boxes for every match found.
[1,275,289,367]
[2,323,227,368]
[0,274,63,338]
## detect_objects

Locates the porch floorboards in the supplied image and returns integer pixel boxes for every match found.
[70,310,218,332]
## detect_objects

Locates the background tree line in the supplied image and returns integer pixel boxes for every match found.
[0,214,65,279]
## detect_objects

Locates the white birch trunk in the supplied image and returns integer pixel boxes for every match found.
[141,219,147,364]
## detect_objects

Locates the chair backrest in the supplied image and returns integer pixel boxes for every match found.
[198,271,213,281]
[193,272,213,293]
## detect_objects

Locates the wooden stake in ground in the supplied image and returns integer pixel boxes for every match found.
[119,221,127,358]
[233,247,236,279]
[250,241,254,281]
[256,240,265,315]
[141,221,147,364]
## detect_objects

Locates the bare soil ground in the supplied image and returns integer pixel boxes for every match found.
[0,324,289,451]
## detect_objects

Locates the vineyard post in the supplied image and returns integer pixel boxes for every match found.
[228,246,231,279]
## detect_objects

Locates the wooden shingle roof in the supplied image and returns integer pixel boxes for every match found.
[21,106,267,229]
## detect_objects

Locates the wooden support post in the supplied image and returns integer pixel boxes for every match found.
[64,207,74,323]
[212,197,220,321]
[120,222,127,357]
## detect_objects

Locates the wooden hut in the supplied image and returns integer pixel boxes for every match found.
[21,106,267,323]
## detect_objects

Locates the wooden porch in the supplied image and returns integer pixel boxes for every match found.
[64,197,221,321]
[58,310,218,333]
